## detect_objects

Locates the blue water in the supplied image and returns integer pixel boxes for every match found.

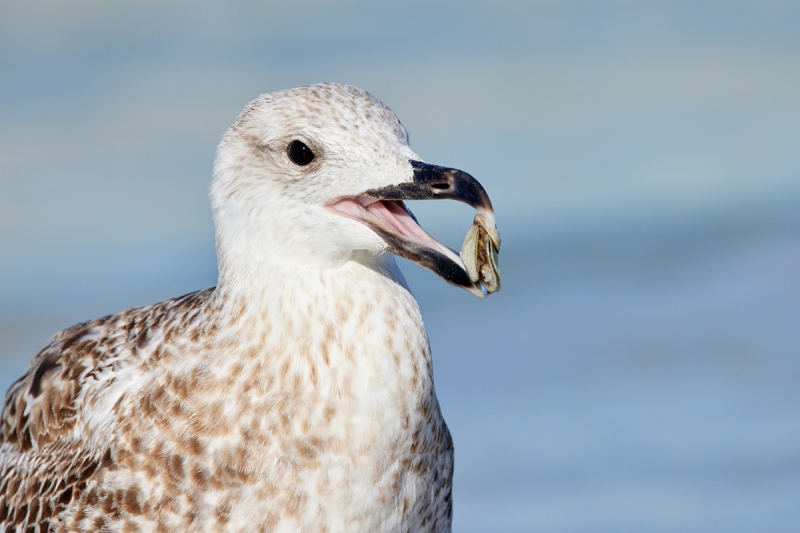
[2,1,800,530]
[418,222,800,532]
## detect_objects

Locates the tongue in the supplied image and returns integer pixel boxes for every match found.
[327,198,450,254]
[364,201,443,251]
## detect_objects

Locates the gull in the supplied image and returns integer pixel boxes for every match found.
[0,83,498,532]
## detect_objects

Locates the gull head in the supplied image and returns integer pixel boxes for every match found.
[211,83,495,296]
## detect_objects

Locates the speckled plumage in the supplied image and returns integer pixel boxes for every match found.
[0,84,495,532]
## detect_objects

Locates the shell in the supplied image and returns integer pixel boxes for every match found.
[460,214,501,294]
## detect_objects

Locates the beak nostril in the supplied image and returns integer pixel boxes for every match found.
[431,182,450,191]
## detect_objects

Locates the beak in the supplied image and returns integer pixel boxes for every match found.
[365,161,495,224]
[326,160,497,297]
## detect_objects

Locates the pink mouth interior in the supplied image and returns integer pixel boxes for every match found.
[327,198,446,253]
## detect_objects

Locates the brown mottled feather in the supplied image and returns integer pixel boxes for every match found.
[1,289,215,532]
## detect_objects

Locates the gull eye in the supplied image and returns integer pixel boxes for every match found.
[287,140,315,166]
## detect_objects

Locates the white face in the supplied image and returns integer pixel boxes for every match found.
[209,83,496,297]
[210,84,422,269]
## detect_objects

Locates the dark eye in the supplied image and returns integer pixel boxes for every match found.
[287,140,315,166]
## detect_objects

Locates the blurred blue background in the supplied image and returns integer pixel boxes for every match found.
[2,1,799,531]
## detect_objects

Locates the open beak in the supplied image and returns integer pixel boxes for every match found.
[326,160,495,297]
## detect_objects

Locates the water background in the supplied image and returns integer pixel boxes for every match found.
[2,1,799,531]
